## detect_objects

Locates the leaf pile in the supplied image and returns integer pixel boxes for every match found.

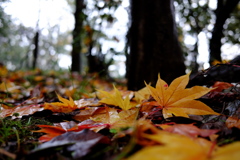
[1,68,240,160]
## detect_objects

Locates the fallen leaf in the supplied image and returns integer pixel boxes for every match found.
[30,129,110,159]
[44,93,77,113]
[90,107,139,131]
[128,130,213,160]
[0,64,8,77]
[211,81,233,92]
[145,73,219,118]
[98,85,134,110]
[226,116,240,129]
[74,98,101,108]
[0,97,44,118]
[73,107,101,121]
[212,141,240,160]
[34,121,108,142]
[134,86,151,103]
[158,123,219,139]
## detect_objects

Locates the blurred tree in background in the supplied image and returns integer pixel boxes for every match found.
[1,0,240,82]
[69,0,125,77]
[0,0,71,70]
[209,0,240,64]
[175,0,240,71]
[83,0,122,78]
[71,0,84,72]
[127,0,186,90]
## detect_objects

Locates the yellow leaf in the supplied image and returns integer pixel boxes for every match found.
[111,108,139,130]
[98,85,134,110]
[146,73,219,118]
[212,142,240,160]
[128,130,212,160]
[90,107,139,131]
[0,65,8,77]
[44,93,77,113]
[0,82,19,93]
[134,86,151,103]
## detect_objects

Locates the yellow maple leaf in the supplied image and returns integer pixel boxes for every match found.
[129,120,240,160]
[90,107,139,131]
[145,73,219,118]
[44,93,77,113]
[134,86,151,103]
[98,85,134,110]
[128,130,213,160]
[212,141,240,160]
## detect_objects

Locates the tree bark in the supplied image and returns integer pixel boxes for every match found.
[71,0,84,72]
[127,0,186,90]
[32,31,39,69]
[209,0,239,64]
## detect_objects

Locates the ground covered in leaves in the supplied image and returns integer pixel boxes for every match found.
[1,65,240,160]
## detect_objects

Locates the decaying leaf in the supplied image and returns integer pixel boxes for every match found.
[158,123,219,139]
[145,73,219,118]
[98,85,134,110]
[44,93,77,113]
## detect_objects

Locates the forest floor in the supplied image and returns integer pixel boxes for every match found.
[1,65,240,160]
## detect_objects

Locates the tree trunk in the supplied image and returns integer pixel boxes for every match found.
[71,0,84,72]
[209,0,239,64]
[127,0,186,90]
[32,31,39,69]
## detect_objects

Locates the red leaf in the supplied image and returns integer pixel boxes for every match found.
[212,81,233,92]
[34,121,109,142]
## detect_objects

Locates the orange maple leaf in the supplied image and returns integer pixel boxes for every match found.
[44,93,77,113]
[226,116,240,129]
[145,73,219,118]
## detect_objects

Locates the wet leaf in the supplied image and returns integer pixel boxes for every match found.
[30,129,110,159]
[0,103,43,119]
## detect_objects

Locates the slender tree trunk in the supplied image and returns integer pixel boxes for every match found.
[32,31,39,69]
[71,0,84,72]
[209,0,239,64]
[127,0,186,90]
